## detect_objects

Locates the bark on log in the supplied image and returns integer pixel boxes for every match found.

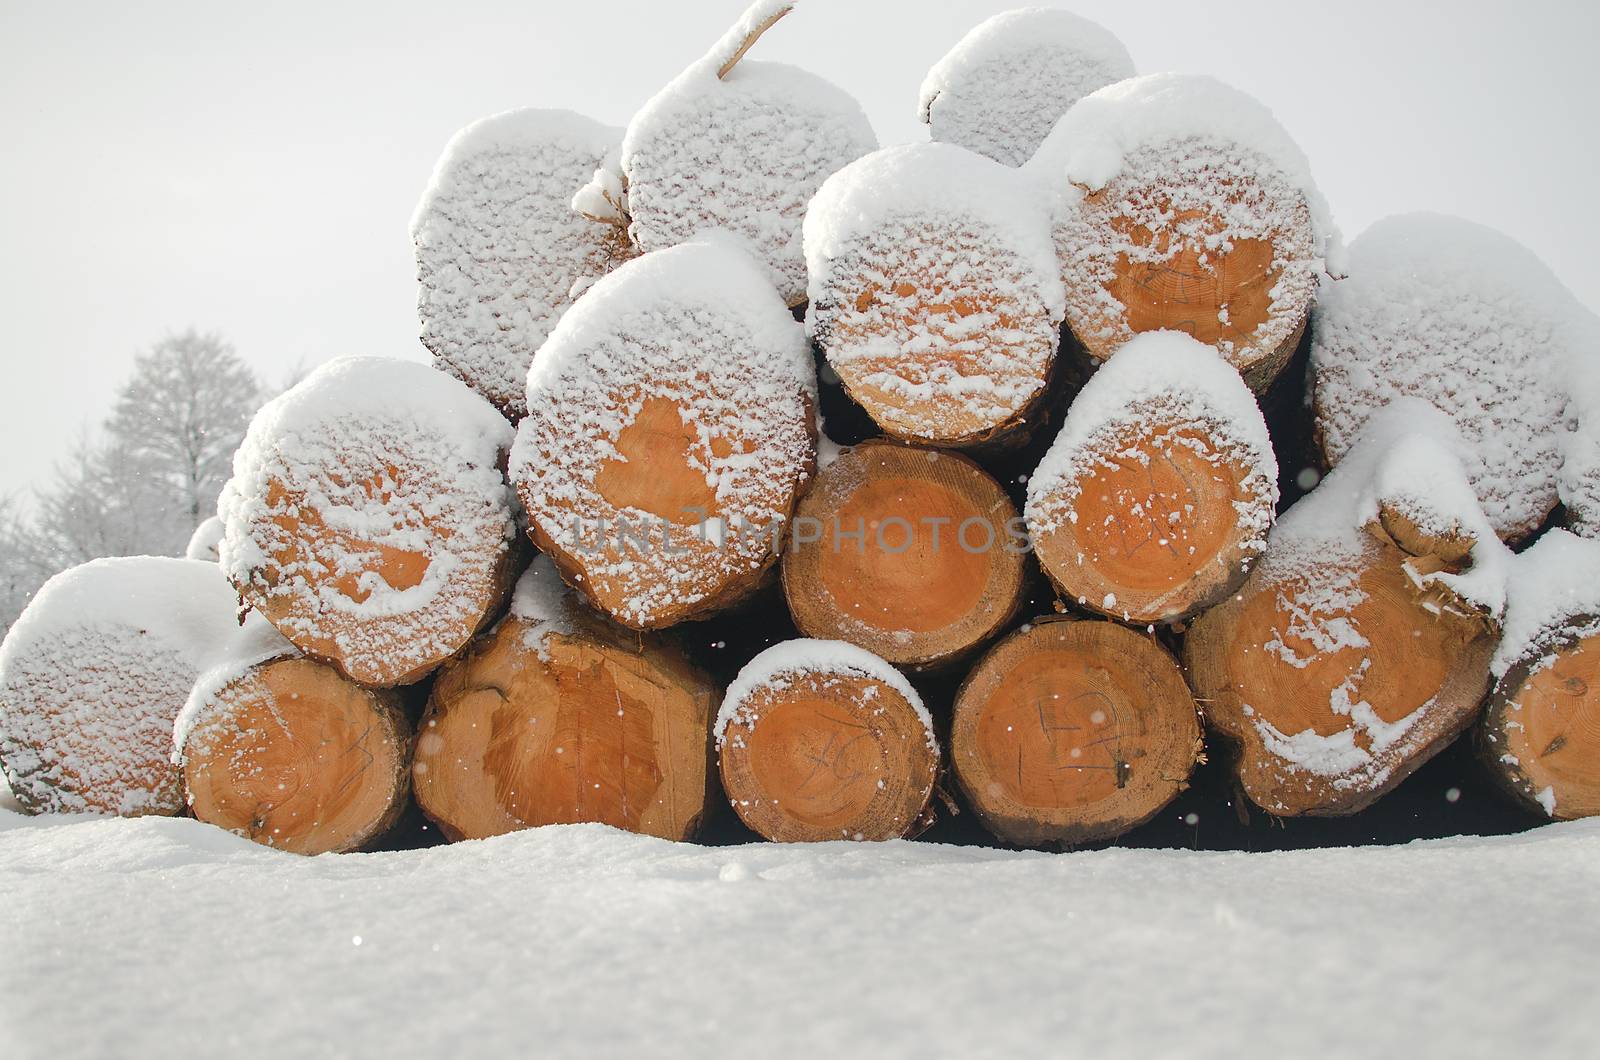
[782,440,1026,668]
[950,616,1202,847]
[180,657,412,855]
[1481,625,1600,821]
[717,641,938,842]
[414,562,718,842]
[1185,535,1496,817]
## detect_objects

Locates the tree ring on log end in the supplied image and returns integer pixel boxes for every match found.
[951,617,1201,847]
[415,610,716,843]
[718,655,937,842]
[180,657,411,855]
[782,440,1025,667]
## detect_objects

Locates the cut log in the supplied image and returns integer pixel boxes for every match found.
[782,439,1026,668]
[413,559,718,842]
[572,0,875,305]
[1026,332,1276,624]
[1185,402,1508,816]
[950,617,1202,847]
[1312,213,1585,542]
[918,9,1133,167]
[1479,530,1600,820]
[512,239,817,629]
[1026,74,1328,393]
[413,108,630,418]
[221,357,520,687]
[0,557,287,817]
[178,657,411,855]
[717,640,938,842]
[805,143,1063,446]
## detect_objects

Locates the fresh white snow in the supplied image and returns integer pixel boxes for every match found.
[1027,72,1338,259]
[3,812,1597,1059]
[1493,529,1600,678]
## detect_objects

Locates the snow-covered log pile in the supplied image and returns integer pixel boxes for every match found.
[4,0,1600,856]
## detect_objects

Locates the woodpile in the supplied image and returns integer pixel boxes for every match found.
[6,1,1600,857]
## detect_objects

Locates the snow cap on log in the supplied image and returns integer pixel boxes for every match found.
[574,0,876,305]
[220,356,519,687]
[1313,213,1592,542]
[717,638,938,842]
[0,557,290,816]
[1027,73,1336,391]
[185,514,224,562]
[510,235,817,629]
[1480,530,1600,820]
[413,108,627,418]
[805,142,1064,445]
[1494,530,1600,680]
[1185,400,1509,816]
[414,557,718,842]
[918,8,1134,167]
[1025,330,1277,623]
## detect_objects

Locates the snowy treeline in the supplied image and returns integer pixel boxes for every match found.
[0,331,265,632]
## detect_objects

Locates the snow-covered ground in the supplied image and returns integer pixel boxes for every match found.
[4,810,1595,1059]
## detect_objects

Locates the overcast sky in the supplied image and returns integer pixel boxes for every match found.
[2,0,1596,499]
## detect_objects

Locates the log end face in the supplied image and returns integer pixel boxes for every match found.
[1061,161,1318,392]
[952,618,1201,846]
[415,618,714,843]
[719,670,938,843]
[784,441,1025,666]
[1484,631,1600,821]
[1187,543,1495,817]
[1032,424,1270,624]
[181,658,411,855]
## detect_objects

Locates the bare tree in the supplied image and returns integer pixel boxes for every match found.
[0,496,54,632]
[104,330,263,531]
[2,331,265,638]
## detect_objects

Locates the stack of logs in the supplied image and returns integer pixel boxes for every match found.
[3,1,1597,855]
